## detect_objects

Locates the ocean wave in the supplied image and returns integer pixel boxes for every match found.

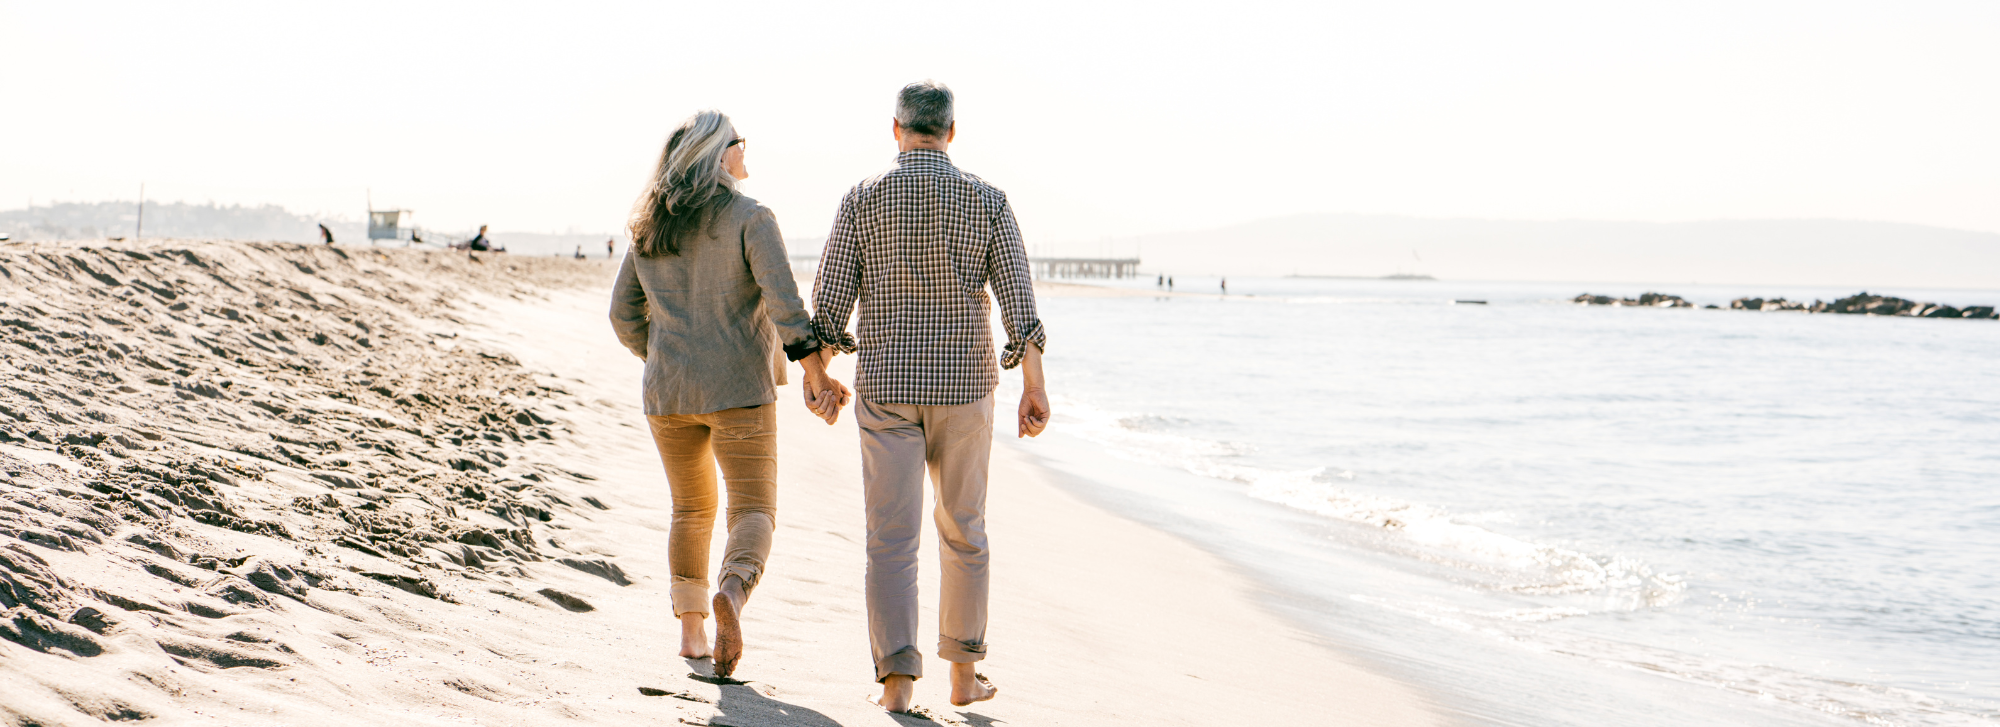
[1349,595,1999,727]
[1048,392,1684,608]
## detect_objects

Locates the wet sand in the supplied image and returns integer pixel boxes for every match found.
[0,240,1437,726]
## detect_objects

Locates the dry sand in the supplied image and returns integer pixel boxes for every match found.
[0,240,1439,726]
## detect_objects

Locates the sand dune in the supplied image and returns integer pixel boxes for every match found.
[0,241,1435,725]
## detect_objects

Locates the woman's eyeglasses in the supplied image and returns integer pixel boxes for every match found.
[727,137,747,150]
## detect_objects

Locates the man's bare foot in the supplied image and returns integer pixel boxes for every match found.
[711,587,743,677]
[875,674,915,713]
[679,611,710,659]
[949,662,998,707]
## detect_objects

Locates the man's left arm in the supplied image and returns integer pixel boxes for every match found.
[986,195,1049,437]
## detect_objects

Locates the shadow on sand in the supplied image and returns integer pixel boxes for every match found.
[682,657,843,727]
[676,658,994,726]
[952,712,1002,727]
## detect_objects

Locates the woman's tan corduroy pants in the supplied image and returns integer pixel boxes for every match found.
[646,404,777,617]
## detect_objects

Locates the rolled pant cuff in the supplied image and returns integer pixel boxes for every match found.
[669,579,710,617]
[875,646,924,683]
[717,563,761,598]
[938,637,988,663]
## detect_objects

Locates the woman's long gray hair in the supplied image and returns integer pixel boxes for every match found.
[628,110,737,257]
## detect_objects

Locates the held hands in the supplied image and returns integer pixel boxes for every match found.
[800,348,851,425]
[1018,388,1050,438]
[804,377,850,425]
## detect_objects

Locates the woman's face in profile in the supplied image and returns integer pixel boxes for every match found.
[723,138,749,181]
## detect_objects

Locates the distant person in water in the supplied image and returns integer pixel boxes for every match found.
[319,223,334,245]
[467,225,491,251]
[1221,277,1227,294]
[810,79,1043,714]
[609,109,841,679]
[1168,275,1174,291]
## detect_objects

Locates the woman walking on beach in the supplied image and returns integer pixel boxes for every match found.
[609,109,846,677]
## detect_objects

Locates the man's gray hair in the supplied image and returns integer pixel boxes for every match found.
[895,80,954,138]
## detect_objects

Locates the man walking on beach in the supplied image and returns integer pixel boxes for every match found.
[810,79,1050,713]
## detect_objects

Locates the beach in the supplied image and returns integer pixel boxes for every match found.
[0,241,1439,726]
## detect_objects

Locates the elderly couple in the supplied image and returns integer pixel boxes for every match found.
[607,80,1048,713]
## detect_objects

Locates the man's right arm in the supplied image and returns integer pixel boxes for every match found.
[810,187,864,354]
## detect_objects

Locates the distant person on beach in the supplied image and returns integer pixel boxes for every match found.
[607,238,615,258]
[1168,275,1174,291]
[1221,277,1227,294]
[318,223,334,245]
[810,79,1046,713]
[468,225,491,251]
[609,109,842,679]
[575,244,585,259]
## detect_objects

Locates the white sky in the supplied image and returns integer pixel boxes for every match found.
[3,0,1996,251]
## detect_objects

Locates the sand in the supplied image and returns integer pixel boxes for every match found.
[0,240,1438,726]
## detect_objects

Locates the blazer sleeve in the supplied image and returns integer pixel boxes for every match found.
[743,206,821,361]
[608,250,650,359]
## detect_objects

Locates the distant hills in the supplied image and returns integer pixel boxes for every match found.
[1131,215,2000,288]
[0,202,625,259]
[0,201,354,244]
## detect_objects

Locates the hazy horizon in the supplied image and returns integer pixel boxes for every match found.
[11,200,1998,289]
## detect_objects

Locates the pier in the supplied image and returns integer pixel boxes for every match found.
[1031,257,1142,279]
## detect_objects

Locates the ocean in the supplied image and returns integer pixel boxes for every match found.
[1002,276,2000,726]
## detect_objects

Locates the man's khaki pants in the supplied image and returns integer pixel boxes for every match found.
[858,395,993,682]
[646,404,778,617]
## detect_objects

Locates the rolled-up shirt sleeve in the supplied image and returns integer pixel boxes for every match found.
[608,250,650,359]
[809,187,864,354]
[741,206,821,362]
[985,195,1046,369]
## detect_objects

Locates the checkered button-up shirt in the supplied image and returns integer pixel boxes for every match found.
[811,149,1047,406]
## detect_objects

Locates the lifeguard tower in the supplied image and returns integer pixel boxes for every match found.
[368,208,413,245]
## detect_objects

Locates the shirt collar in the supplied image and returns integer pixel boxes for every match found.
[895,148,955,171]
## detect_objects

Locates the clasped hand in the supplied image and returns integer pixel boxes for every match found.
[801,348,850,425]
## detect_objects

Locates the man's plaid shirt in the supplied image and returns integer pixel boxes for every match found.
[810,149,1047,406]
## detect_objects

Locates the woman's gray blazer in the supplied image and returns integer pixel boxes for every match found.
[609,193,819,416]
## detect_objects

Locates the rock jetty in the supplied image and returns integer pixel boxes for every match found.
[1576,290,1996,319]
[1572,292,1694,307]
[1730,292,1996,319]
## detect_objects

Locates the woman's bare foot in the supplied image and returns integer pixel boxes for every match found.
[711,584,744,677]
[949,663,998,707]
[875,674,916,712]
[679,611,711,659]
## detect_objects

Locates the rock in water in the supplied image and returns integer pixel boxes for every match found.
[1574,292,1693,308]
